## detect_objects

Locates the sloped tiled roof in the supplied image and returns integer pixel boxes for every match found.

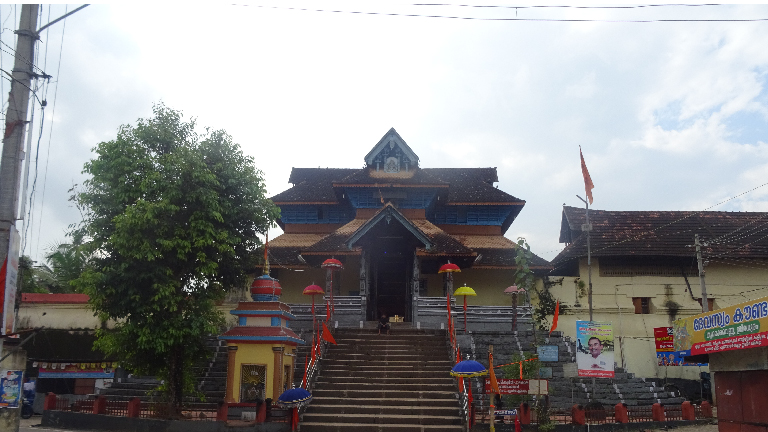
[472,247,552,270]
[271,167,524,205]
[454,235,517,249]
[334,167,448,187]
[410,219,475,256]
[301,218,367,254]
[426,168,523,204]
[272,168,358,204]
[553,206,768,266]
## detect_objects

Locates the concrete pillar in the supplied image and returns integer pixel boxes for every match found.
[0,343,26,431]
[571,404,585,425]
[127,397,141,417]
[272,347,284,400]
[652,403,666,422]
[226,346,238,402]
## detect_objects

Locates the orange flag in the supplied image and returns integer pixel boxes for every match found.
[580,146,594,205]
[321,322,337,345]
[489,352,500,395]
[549,300,560,335]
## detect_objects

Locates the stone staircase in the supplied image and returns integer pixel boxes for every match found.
[462,329,685,411]
[99,336,227,404]
[299,326,464,432]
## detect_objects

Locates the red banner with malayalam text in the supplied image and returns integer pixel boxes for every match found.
[484,379,529,395]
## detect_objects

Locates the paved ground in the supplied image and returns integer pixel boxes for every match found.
[18,415,721,432]
[19,415,73,432]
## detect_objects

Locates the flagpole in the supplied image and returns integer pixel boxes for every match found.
[576,195,593,322]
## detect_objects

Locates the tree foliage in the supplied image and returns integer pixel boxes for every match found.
[513,237,565,329]
[72,104,279,413]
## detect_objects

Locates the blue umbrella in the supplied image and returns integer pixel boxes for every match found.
[450,359,488,378]
[277,387,313,408]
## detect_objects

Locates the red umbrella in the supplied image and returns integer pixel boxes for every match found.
[303,284,325,332]
[439,262,461,297]
[321,258,343,317]
[438,263,461,273]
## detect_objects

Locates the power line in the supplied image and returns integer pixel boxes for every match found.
[414,3,729,10]
[34,5,68,259]
[233,3,768,23]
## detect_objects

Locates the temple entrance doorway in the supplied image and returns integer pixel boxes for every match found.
[364,220,417,322]
[372,252,409,321]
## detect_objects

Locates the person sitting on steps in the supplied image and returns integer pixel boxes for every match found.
[378,314,391,335]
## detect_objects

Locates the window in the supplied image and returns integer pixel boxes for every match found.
[697,298,715,311]
[633,297,651,314]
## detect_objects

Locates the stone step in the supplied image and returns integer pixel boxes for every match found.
[299,422,463,432]
[302,412,462,426]
[310,397,459,408]
[310,389,457,399]
[313,383,456,392]
[321,363,452,370]
[316,377,454,385]
[320,371,451,379]
[307,404,460,416]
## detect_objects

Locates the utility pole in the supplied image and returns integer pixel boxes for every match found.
[0,6,39,366]
[695,234,708,312]
[0,4,39,267]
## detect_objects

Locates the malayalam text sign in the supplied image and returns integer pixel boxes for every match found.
[484,379,548,395]
[674,296,768,356]
[576,320,615,378]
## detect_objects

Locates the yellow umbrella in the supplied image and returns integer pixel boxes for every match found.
[453,285,476,332]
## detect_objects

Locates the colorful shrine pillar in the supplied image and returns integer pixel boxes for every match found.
[220,275,304,403]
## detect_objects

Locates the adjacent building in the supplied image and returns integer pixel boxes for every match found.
[550,205,768,379]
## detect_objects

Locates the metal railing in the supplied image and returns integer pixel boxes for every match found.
[104,400,129,417]
[626,405,654,423]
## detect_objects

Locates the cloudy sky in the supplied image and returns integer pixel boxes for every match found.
[4,2,768,264]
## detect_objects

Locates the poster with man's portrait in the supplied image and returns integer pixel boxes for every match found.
[576,321,615,378]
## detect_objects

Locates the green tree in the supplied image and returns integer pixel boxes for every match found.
[72,104,279,415]
[19,256,49,293]
[37,233,93,293]
[513,237,565,330]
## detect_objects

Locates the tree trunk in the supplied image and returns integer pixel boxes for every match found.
[168,343,185,417]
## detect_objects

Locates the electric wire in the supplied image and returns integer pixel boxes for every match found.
[233,3,768,22]
[414,3,728,10]
[34,5,67,260]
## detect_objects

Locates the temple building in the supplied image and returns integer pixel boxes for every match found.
[264,128,550,324]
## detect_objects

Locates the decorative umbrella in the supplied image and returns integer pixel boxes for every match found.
[303,284,325,332]
[450,359,488,378]
[438,262,461,296]
[277,387,312,431]
[438,263,460,273]
[321,258,343,318]
[277,387,312,407]
[453,285,476,332]
[504,285,526,332]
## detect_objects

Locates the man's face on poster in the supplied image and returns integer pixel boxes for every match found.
[588,337,602,358]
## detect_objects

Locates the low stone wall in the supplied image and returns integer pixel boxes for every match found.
[42,410,290,432]
[471,419,712,432]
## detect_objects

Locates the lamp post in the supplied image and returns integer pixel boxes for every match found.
[504,285,526,332]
